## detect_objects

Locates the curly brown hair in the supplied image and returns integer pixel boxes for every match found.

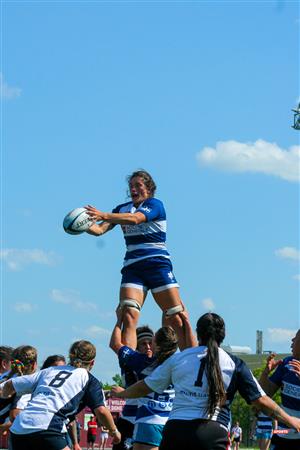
[69,340,96,369]
[127,170,157,197]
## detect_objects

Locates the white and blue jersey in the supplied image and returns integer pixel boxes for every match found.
[6,365,105,435]
[144,346,265,430]
[269,356,300,440]
[255,412,273,436]
[118,346,174,426]
[113,198,169,267]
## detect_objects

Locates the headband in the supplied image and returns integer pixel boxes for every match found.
[137,331,154,343]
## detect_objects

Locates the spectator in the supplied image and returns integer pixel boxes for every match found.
[87,415,98,450]
[99,424,109,450]
[231,421,242,449]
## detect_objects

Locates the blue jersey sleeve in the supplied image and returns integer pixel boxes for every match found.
[82,374,106,410]
[229,356,265,404]
[136,198,165,222]
[118,346,150,375]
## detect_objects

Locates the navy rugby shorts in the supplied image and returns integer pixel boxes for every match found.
[121,257,179,293]
[10,431,69,450]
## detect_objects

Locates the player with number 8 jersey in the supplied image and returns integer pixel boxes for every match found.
[0,341,121,450]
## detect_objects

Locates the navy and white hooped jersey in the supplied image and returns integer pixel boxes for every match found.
[144,346,265,430]
[119,364,139,424]
[118,346,174,426]
[256,412,273,434]
[7,365,105,435]
[112,198,170,267]
[269,356,300,440]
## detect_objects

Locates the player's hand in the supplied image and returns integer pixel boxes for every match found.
[111,385,125,397]
[265,353,282,373]
[178,309,189,323]
[111,430,121,444]
[115,305,124,322]
[288,359,300,378]
[290,417,300,433]
[85,205,106,221]
[73,444,82,450]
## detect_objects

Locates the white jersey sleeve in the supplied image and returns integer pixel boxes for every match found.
[144,356,173,393]
[11,371,41,395]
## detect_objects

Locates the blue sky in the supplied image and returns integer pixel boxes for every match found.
[1,0,299,382]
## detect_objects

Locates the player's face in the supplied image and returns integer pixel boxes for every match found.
[291,330,300,359]
[137,338,153,358]
[129,177,151,206]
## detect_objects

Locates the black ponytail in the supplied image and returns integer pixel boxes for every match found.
[196,313,226,417]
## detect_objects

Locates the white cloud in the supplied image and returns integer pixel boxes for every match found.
[0,73,21,99]
[196,139,300,182]
[201,297,215,311]
[84,325,110,337]
[267,328,296,343]
[0,248,58,271]
[14,302,35,313]
[293,274,300,281]
[50,289,98,313]
[275,247,300,261]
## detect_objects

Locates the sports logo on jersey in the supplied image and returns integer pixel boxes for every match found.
[140,206,151,213]
[168,272,174,280]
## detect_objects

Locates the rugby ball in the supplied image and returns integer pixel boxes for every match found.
[63,208,94,235]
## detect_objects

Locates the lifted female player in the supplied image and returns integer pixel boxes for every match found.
[85,170,191,350]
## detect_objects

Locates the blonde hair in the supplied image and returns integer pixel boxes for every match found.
[69,340,96,369]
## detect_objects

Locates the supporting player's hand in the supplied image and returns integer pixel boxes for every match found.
[178,309,189,323]
[115,305,124,323]
[85,205,106,222]
[290,417,300,433]
[265,353,282,374]
[111,429,122,445]
[73,443,82,450]
[288,359,300,378]
[111,385,125,397]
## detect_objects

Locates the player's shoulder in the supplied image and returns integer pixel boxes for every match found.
[218,349,247,372]
[143,197,164,208]
[282,355,293,365]
[87,371,102,386]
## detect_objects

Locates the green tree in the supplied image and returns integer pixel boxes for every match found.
[112,373,123,386]
[100,373,123,391]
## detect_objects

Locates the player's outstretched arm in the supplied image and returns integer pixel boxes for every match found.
[85,205,146,226]
[111,380,152,399]
[259,354,281,397]
[86,221,114,236]
[94,405,121,445]
[109,308,124,354]
[178,310,197,349]
[252,395,300,432]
